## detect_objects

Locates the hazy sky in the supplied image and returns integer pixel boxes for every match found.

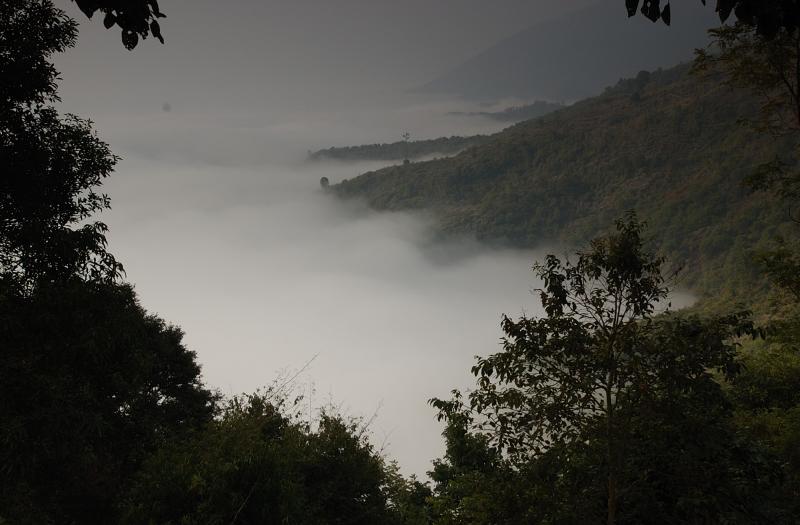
[55,0,595,116]
[51,0,695,477]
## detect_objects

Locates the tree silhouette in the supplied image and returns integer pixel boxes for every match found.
[431,215,759,524]
[122,392,404,524]
[72,0,166,49]
[0,282,216,523]
[626,0,800,38]
[1,0,123,294]
[0,3,216,521]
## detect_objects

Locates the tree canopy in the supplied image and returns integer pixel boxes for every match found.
[1,0,122,294]
[0,282,217,523]
[0,4,216,521]
[430,216,775,523]
[121,391,412,525]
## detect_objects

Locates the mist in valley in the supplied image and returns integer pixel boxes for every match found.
[100,120,548,477]
[49,0,699,478]
[15,2,786,522]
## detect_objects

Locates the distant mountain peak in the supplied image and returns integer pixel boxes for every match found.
[416,1,720,102]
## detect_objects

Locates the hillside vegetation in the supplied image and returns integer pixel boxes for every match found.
[335,65,797,307]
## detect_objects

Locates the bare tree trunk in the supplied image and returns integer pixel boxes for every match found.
[605,383,617,525]
[607,474,618,525]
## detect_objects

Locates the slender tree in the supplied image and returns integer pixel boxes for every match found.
[432,215,756,523]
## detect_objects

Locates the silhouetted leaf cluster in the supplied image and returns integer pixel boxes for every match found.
[0,0,77,108]
[73,0,166,49]
[626,0,800,38]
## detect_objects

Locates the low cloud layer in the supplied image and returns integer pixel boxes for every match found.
[98,113,544,477]
[76,86,700,479]
[50,0,699,482]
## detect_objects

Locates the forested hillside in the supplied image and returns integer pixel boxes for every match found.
[335,65,797,307]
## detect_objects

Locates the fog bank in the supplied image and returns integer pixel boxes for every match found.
[97,112,546,476]
[51,0,693,477]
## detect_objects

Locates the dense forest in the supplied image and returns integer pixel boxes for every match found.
[3,1,800,524]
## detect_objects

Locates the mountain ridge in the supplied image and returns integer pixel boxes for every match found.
[416,2,720,102]
[334,64,798,308]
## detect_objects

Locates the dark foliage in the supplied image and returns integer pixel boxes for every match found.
[430,218,786,523]
[121,392,408,525]
[0,0,77,108]
[72,0,166,49]
[0,281,217,524]
[626,0,800,38]
[0,3,217,523]
[1,0,122,293]
[1,106,122,291]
